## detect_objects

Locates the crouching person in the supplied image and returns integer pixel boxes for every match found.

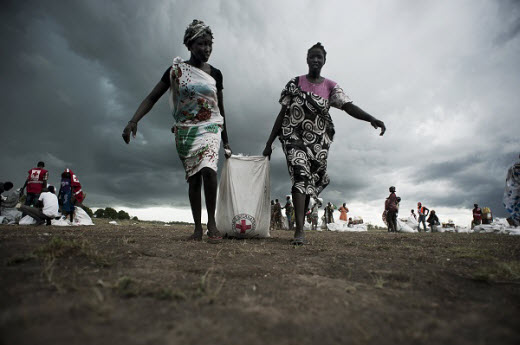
[19,186,59,225]
[1,182,23,224]
[427,210,440,232]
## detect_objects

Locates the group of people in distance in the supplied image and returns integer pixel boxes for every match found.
[0,161,85,225]
[122,20,385,245]
[270,197,294,231]
[270,197,352,232]
[385,186,441,232]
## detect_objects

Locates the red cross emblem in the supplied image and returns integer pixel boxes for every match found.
[235,219,252,234]
[31,170,40,179]
[231,213,256,236]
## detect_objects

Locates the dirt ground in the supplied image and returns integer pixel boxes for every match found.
[1,220,519,345]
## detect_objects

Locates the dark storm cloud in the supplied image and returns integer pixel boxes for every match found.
[1,0,519,224]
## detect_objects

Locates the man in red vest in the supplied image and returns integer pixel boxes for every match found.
[417,202,430,232]
[21,161,48,207]
[472,204,482,229]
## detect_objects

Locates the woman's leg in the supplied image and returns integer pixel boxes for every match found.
[188,172,203,239]
[200,167,220,237]
[292,192,308,240]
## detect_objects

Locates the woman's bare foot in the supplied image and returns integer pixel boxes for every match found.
[187,226,203,241]
[291,229,306,245]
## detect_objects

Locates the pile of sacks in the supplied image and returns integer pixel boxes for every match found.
[473,218,520,236]
[18,207,94,226]
[327,217,367,232]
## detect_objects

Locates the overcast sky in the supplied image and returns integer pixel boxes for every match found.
[1,0,519,226]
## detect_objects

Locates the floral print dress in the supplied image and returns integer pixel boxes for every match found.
[503,159,520,224]
[279,75,351,197]
[169,57,224,179]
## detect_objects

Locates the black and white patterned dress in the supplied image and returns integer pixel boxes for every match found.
[278,75,351,197]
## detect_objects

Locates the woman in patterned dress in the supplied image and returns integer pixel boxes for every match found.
[263,43,385,244]
[122,20,232,243]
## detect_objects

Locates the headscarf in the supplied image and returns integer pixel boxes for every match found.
[183,20,213,48]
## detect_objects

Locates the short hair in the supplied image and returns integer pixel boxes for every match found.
[4,181,13,190]
[307,42,327,59]
[37,161,45,167]
[48,185,55,194]
[183,20,213,48]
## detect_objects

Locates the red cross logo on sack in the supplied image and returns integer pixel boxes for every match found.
[232,213,256,236]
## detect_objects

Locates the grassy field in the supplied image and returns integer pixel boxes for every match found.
[1,220,519,345]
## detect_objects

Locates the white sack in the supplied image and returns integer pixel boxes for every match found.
[327,220,367,232]
[216,155,270,238]
[51,207,94,226]
[397,219,417,233]
[19,215,36,225]
[72,207,94,226]
[456,226,473,233]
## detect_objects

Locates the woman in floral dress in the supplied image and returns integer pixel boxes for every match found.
[122,20,231,242]
[263,43,385,244]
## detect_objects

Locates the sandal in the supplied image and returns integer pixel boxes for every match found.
[207,227,222,244]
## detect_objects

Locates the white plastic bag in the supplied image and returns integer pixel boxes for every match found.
[72,207,94,226]
[397,219,417,233]
[19,215,36,225]
[216,155,270,238]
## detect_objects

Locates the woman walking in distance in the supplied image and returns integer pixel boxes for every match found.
[122,20,232,243]
[263,43,385,245]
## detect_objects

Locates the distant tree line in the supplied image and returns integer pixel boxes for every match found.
[93,207,138,221]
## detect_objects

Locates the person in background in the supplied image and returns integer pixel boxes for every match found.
[274,199,283,229]
[1,182,22,223]
[471,204,482,229]
[339,203,349,222]
[58,169,85,223]
[325,202,335,224]
[417,202,430,232]
[410,209,417,220]
[385,186,398,232]
[503,154,520,227]
[19,186,59,226]
[283,196,294,230]
[347,217,353,227]
[0,182,4,212]
[427,210,440,232]
[21,161,48,207]
[1,182,19,209]
[270,200,276,230]
[310,201,319,231]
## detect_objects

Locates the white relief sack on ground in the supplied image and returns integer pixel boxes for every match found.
[216,155,270,238]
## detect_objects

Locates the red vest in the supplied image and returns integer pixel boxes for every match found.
[26,168,48,194]
[65,168,85,203]
[473,208,482,220]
